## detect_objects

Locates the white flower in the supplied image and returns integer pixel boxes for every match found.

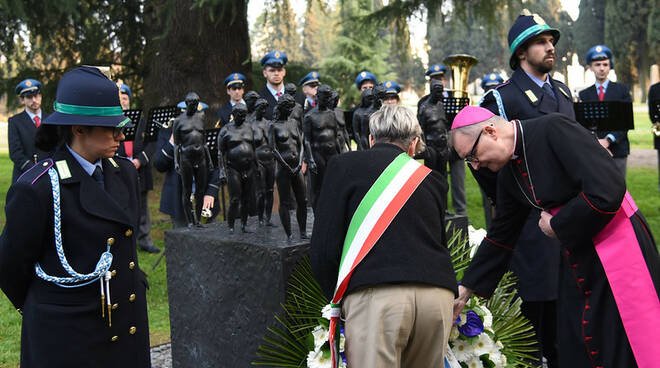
[449,325,460,341]
[306,348,332,368]
[312,325,329,350]
[473,333,495,356]
[465,356,484,368]
[321,304,332,320]
[452,339,475,362]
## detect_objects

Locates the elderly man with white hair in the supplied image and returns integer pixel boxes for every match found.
[311,104,457,367]
[450,105,660,368]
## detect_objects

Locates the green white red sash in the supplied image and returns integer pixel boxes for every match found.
[328,153,431,367]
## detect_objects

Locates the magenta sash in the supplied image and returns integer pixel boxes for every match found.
[550,192,660,367]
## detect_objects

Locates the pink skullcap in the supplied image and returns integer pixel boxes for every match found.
[451,105,495,130]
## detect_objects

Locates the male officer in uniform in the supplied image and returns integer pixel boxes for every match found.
[116,84,160,253]
[217,73,247,128]
[258,51,290,120]
[299,71,320,114]
[475,10,575,368]
[419,64,467,217]
[355,71,378,92]
[381,80,401,104]
[579,45,633,177]
[8,79,49,183]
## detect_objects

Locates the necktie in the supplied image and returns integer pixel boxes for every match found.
[598,85,605,101]
[92,166,105,190]
[34,116,40,128]
[542,83,556,100]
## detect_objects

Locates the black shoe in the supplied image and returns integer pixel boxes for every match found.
[140,245,161,254]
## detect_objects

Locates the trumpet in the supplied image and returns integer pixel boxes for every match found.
[653,122,660,137]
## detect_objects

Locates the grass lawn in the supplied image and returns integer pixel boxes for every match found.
[0,107,659,366]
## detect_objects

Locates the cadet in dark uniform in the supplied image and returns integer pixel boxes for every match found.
[649,81,660,195]
[117,84,159,254]
[479,73,504,227]
[0,66,151,367]
[579,45,633,177]
[8,78,50,183]
[299,71,320,114]
[476,10,575,368]
[217,73,247,128]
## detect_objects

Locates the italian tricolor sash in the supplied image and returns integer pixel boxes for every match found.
[328,153,431,367]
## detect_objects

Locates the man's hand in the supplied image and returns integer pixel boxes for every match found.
[539,211,557,238]
[132,158,141,169]
[453,285,473,321]
[203,195,214,210]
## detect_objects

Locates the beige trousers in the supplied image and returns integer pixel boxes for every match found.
[342,283,454,368]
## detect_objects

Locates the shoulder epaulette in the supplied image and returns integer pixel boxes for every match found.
[16,159,54,185]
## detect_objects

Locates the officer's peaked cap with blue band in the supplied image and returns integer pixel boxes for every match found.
[224,73,247,87]
[508,10,560,70]
[426,64,448,77]
[15,79,42,97]
[586,45,614,68]
[299,71,320,86]
[481,73,504,89]
[260,51,288,67]
[355,71,378,89]
[42,66,132,128]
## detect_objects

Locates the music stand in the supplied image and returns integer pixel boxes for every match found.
[122,109,142,141]
[144,105,181,142]
[204,128,221,168]
[573,101,634,131]
[650,99,660,123]
[443,97,470,126]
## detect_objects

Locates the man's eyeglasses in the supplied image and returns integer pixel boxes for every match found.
[464,130,483,163]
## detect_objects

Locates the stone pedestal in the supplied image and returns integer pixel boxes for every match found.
[165,213,313,368]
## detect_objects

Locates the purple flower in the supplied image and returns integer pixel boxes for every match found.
[456,310,484,337]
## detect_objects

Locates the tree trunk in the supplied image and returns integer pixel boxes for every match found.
[142,0,251,125]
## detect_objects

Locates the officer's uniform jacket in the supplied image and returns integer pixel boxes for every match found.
[475,67,575,301]
[8,110,50,183]
[0,148,150,367]
[579,82,632,158]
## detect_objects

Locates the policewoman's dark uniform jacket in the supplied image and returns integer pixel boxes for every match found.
[579,82,632,158]
[310,143,458,300]
[462,114,660,367]
[477,67,575,302]
[0,148,151,367]
[8,110,50,183]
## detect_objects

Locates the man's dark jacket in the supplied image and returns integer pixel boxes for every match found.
[579,82,632,158]
[310,143,458,300]
[8,111,50,183]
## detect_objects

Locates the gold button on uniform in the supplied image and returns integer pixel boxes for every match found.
[111,336,119,342]
[129,294,136,302]
[129,261,135,270]
[112,303,118,310]
[107,238,115,246]
[125,229,133,237]
[129,326,136,335]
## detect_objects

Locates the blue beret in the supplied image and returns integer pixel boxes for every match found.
[43,66,132,128]
[15,78,42,96]
[586,45,614,67]
[355,71,378,89]
[508,10,560,69]
[177,101,209,111]
[481,73,504,89]
[382,80,401,94]
[299,71,320,86]
[260,51,288,67]
[224,73,247,88]
[426,64,448,77]
[119,84,132,99]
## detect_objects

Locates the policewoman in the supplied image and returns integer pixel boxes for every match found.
[0,66,151,367]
